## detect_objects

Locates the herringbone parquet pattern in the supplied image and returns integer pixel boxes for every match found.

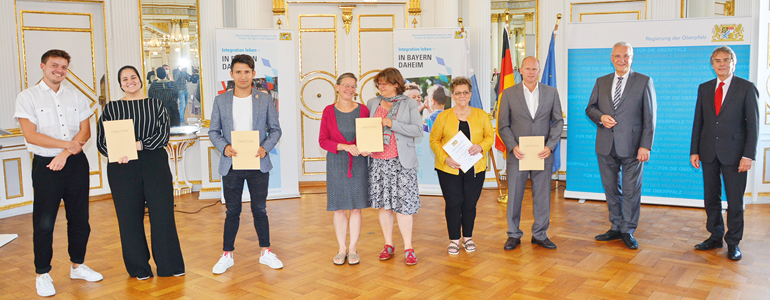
[1,182,769,299]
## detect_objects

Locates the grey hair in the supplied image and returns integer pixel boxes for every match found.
[710,45,737,64]
[336,72,357,84]
[612,41,633,56]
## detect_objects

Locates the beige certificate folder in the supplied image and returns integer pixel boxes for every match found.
[356,117,384,153]
[231,131,260,170]
[518,136,544,171]
[103,119,138,163]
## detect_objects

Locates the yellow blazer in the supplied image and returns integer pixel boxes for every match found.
[429,107,495,175]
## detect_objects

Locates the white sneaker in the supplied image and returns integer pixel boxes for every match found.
[36,273,56,297]
[70,264,104,282]
[259,249,283,269]
[212,252,234,274]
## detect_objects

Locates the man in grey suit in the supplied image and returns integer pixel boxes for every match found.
[585,42,656,250]
[498,56,564,250]
[209,54,283,273]
[690,46,758,261]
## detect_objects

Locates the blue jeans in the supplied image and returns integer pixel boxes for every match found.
[222,168,270,251]
[178,89,189,122]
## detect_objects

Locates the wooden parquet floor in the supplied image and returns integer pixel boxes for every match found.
[1,182,770,299]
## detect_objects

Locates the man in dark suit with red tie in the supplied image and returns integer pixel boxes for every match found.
[690,46,758,261]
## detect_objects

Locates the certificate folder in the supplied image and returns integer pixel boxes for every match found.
[355,117,384,153]
[103,119,138,163]
[231,131,260,170]
[518,136,544,171]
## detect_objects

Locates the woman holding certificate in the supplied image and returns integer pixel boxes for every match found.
[318,73,371,265]
[366,68,423,265]
[429,77,494,254]
[96,65,185,280]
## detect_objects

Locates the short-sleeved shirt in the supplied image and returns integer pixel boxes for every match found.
[14,81,93,157]
[370,105,398,159]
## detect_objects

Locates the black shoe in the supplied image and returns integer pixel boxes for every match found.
[531,237,557,249]
[504,237,521,250]
[621,233,638,250]
[595,230,622,241]
[694,239,723,250]
[727,245,742,261]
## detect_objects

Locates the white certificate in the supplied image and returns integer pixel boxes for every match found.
[442,131,483,173]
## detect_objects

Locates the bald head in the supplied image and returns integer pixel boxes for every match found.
[520,56,541,88]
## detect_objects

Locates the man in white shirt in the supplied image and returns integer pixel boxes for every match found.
[14,49,103,297]
[690,46,758,261]
[209,54,283,274]
[497,56,564,251]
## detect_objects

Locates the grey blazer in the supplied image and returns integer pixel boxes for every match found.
[209,88,282,176]
[585,70,657,157]
[366,96,423,169]
[497,82,564,165]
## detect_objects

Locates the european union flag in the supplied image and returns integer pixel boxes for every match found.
[541,32,561,174]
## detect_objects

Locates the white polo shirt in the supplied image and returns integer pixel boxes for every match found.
[14,81,93,157]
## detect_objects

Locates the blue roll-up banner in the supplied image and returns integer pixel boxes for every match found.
[393,28,470,195]
[565,17,753,207]
[215,28,300,201]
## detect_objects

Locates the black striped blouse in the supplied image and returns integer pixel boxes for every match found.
[96,98,170,158]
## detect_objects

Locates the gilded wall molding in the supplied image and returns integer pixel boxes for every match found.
[273,0,286,16]
[408,0,421,16]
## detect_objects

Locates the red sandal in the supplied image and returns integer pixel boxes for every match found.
[379,244,395,260]
[405,249,417,265]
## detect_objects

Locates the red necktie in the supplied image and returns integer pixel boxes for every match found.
[715,82,724,116]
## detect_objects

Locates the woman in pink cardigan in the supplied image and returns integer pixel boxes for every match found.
[319,73,371,265]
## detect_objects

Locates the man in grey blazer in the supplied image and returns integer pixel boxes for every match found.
[209,54,283,273]
[498,56,564,250]
[585,42,656,250]
[690,46,758,261]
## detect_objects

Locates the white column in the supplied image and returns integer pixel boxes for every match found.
[105,0,143,101]
[0,1,21,129]
[467,0,490,111]
[734,0,752,16]
[688,0,715,17]
[753,0,770,204]
[199,0,224,123]
[650,0,679,19]
[434,0,458,28]
[491,14,499,73]
[538,0,567,110]
[236,0,272,28]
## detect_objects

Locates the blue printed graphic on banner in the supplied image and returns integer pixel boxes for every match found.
[566,45,750,200]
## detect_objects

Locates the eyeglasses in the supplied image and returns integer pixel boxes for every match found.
[712,58,733,64]
[612,54,631,60]
[452,91,471,96]
[340,83,357,89]
[376,81,391,87]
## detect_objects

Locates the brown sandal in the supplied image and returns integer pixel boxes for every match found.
[447,241,460,255]
[348,252,360,265]
[333,253,347,265]
[463,238,476,252]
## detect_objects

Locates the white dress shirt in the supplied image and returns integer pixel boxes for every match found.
[611,71,630,103]
[232,95,253,132]
[715,74,733,104]
[14,81,92,157]
[523,82,539,118]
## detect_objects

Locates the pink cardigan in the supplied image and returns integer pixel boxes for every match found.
[318,103,370,178]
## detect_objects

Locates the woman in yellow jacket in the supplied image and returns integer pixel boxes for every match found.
[429,77,495,254]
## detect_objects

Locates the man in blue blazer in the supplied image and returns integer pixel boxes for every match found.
[690,46,758,261]
[586,42,657,250]
[209,54,283,273]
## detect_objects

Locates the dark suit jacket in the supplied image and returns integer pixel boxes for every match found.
[690,75,759,165]
[585,71,657,157]
[497,82,564,165]
[209,88,282,176]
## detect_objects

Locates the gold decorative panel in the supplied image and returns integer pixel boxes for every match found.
[3,158,23,199]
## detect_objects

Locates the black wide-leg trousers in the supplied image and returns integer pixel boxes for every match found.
[107,149,185,278]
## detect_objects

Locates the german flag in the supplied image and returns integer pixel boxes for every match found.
[494,28,515,154]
